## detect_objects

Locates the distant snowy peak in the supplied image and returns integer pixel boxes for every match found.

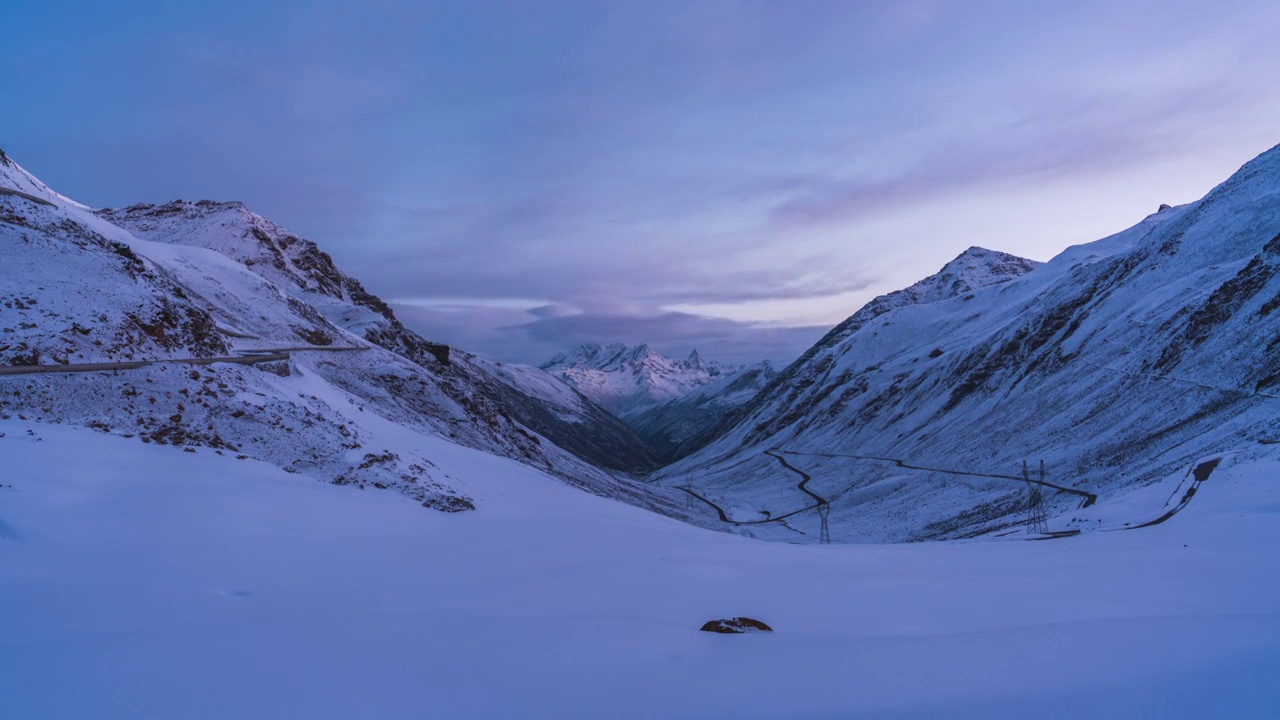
[540,343,750,414]
[544,343,737,376]
[623,358,780,460]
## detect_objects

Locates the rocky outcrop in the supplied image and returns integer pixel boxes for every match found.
[699,617,773,634]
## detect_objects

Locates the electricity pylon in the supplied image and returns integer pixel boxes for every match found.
[677,482,698,511]
[1023,460,1049,535]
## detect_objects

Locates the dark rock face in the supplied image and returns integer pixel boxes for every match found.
[699,617,773,634]
[422,495,476,513]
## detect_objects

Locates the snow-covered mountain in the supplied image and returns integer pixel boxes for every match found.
[539,343,776,460]
[616,249,1029,456]
[97,199,663,475]
[541,343,743,414]
[655,144,1280,543]
[624,360,777,460]
[0,153,681,516]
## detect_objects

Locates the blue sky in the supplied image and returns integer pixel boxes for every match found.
[4,0,1280,364]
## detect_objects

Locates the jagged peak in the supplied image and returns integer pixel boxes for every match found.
[618,343,654,361]
[544,342,660,370]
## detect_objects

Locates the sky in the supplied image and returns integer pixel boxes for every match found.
[4,0,1280,365]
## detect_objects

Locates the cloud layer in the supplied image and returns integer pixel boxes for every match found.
[5,0,1280,364]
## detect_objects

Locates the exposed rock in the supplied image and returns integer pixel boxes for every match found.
[699,617,773,634]
[422,495,476,513]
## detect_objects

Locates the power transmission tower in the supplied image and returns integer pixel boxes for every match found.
[678,482,695,511]
[818,502,831,544]
[1023,460,1048,535]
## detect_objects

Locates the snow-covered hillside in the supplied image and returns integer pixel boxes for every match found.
[97,200,664,475]
[0,153,683,515]
[656,145,1280,543]
[2,418,1277,718]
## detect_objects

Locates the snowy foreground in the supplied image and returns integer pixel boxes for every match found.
[1,421,1278,719]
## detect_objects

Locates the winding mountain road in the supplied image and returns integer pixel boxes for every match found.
[676,450,828,527]
[0,187,54,207]
[0,353,290,376]
[676,447,1100,536]
[784,451,1098,509]
[764,450,827,506]
[1125,457,1220,530]
[0,346,369,377]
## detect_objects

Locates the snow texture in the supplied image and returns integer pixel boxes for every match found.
[657,144,1280,543]
[0,419,1276,718]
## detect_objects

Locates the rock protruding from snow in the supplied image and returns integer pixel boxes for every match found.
[699,617,773,634]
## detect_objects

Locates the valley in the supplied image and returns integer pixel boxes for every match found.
[6,4,1280,717]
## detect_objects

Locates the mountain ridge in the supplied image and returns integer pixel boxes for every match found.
[0,155,685,518]
[540,341,777,459]
[654,142,1280,542]
[541,342,749,414]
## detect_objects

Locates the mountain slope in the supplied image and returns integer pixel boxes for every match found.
[98,200,664,475]
[656,145,1280,543]
[465,356,664,472]
[0,154,683,516]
